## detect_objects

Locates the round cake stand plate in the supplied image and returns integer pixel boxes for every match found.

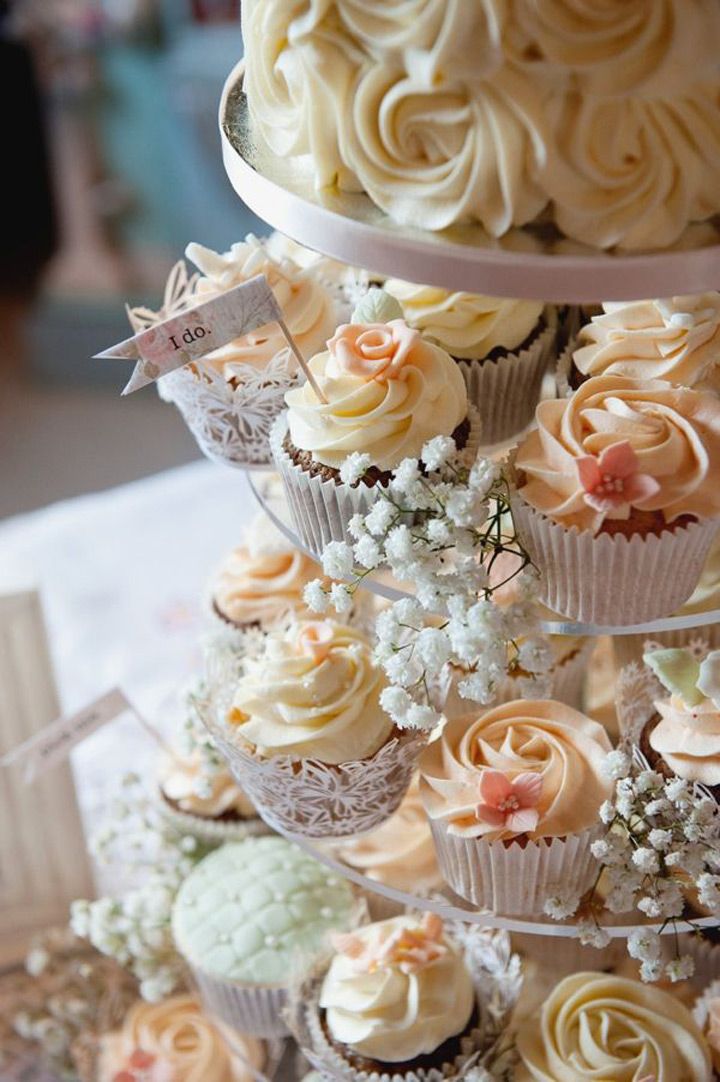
[220,62,720,303]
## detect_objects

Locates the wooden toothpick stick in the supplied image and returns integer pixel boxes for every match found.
[277,316,328,403]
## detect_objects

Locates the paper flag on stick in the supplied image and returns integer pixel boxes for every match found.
[94,273,327,400]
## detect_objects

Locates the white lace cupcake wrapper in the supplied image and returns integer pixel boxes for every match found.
[509,490,719,626]
[190,966,289,1039]
[271,409,482,559]
[153,789,271,846]
[456,324,554,448]
[428,819,598,917]
[612,623,720,669]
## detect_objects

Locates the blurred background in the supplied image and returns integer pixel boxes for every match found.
[2,0,263,517]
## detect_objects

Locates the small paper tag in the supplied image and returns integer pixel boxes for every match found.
[1,688,133,783]
[95,274,283,394]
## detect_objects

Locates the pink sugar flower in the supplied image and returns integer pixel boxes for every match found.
[576,440,660,515]
[475,770,543,834]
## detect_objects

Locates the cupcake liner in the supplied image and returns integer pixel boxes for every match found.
[553,338,576,399]
[270,409,482,559]
[457,324,554,448]
[511,931,625,977]
[510,490,720,626]
[190,965,289,1039]
[154,789,271,846]
[287,924,521,1082]
[428,818,598,917]
[612,624,720,669]
[678,934,720,988]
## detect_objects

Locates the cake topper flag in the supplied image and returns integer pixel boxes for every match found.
[93,273,326,399]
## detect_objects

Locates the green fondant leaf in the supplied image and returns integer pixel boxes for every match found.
[697,650,720,709]
[643,648,704,706]
[352,287,403,325]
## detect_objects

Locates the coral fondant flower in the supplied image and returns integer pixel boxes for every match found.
[475,769,543,834]
[328,319,423,382]
[576,440,660,515]
[332,914,448,975]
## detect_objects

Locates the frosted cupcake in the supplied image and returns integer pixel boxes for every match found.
[210,511,322,632]
[95,995,265,1082]
[694,980,720,1074]
[419,700,612,915]
[511,375,720,624]
[563,294,720,394]
[295,914,518,1082]
[210,619,424,837]
[271,289,474,555]
[171,837,357,1038]
[384,278,551,445]
[640,646,720,801]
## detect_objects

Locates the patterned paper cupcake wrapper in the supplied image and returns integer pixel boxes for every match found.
[428,819,598,917]
[510,931,625,977]
[553,338,576,399]
[612,623,720,669]
[457,324,554,448]
[288,924,521,1082]
[270,409,482,559]
[510,491,720,626]
[153,789,271,846]
[190,966,289,1039]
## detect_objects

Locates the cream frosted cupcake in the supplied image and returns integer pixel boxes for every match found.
[95,994,265,1082]
[419,700,612,915]
[171,837,357,1038]
[567,294,720,394]
[271,289,474,555]
[511,375,720,624]
[211,619,424,838]
[517,972,712,1081]
[384,278,551,446]
[295,914,518,1082]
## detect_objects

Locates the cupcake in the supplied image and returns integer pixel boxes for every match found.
[271,289,476,556]
[384,278,551,446]
[133,235,343,470]
[511,375,720,624]
[206,619,425,838]
[517,971,712,1081]
[564,294,720,394]
[419,700,612,915]
[294,914,519,1082]
[95,994,265,1082]
[694,979,720,1074]
[171,836,357,1038]
[210,510,322,633]
[639,646,720,800]
[331,775,443,919]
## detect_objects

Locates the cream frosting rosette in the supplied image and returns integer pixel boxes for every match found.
[384,279,543,359]
[97,994,265,1082]
[227,620,393,764]
[319,915,474,1063]
[186,237,338,377]
[649,695,720,786]
[516,972,712,1082]
[212,545,320,628]
[420,700,611,842]
[285,318,467,471]
[574,295,720,391]
[339,62,548,235]
[542,83,720,250]
[516,375,720,535]
[509,0,720,97]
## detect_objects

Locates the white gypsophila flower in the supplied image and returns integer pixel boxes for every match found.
[403,703,440,731]
[25,947,50,978]
[665,955,695,983]
[347,513,367,541]
[353,534,382,569]
[421,435,456,471]
[635,770,664,793]
[636,895,663,919]
[644,797,671,817]
[384,524,414,565]
[516,637,554,675]
[544,893,580,920]
[457,670,495,704]
[389,458,421,496]
[632,848,660,874]
[599,800,615,824]
[329,582,353,614]
[339,452,372,486]
[639,958,665,982]
[698,873,720,912]
[648,828,673,851]
[469,459,500,497]
[414,627,452,671]
[364,499,395,537]
[304,579,331,611]
[606,882,639,914]
[383,652,423,688]
[602,750,631,781]
[590,839,612,861]
[321,540,355,580]
[577,920,611,949]
[379,685,412,722]
[655,878,684,917]
[627,928,662,962]
[426,518,452,545]
[445,489,488,528]
[664,777,691,805]
[69,900,91,939]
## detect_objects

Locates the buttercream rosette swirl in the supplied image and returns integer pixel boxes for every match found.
[573,295,720,391]
[285,318,468,471]
[97,994,265,1082]
[159,750,256,820]
[649,695,720,787]
[227,620,393,764]
[516,972,711,1082]
[212,544,321,629]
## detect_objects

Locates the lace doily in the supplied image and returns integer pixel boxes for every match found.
[194,640,426,839]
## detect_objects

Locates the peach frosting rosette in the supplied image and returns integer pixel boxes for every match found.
[212,544,321,629]
[419,701,612,914]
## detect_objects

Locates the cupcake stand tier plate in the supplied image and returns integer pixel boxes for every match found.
[221,61,720,305]
[213,62,720,949]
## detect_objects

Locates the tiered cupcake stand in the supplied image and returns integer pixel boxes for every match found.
[192,63,720,1074]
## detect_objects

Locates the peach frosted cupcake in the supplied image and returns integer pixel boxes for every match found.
[511,375,720,624]
[384,279,551,445]
[419,700,612,915]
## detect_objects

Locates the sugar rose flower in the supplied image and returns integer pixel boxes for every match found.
[517,972,712,1081]
[516,375,720,534]
[328,320,425,381]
